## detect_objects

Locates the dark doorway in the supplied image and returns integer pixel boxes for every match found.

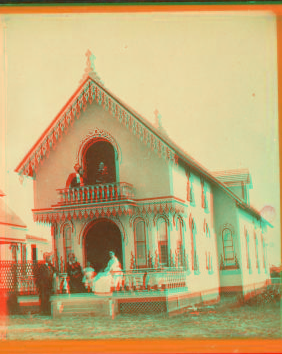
[31,245,37,262]
[83,140,116,185]
[85,220,123,273]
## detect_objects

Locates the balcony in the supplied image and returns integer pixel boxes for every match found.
[56,182,135,206]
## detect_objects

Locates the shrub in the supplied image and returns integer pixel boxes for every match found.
[242,285,281,306]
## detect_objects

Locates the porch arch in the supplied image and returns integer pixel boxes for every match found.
[80,218,125,272]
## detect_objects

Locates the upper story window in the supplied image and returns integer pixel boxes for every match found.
[222,228,235,266]
[186,171,193,203]
[134,218,147,268]
[201,179,208,209]
[204,220,210,238]
[157,218,169,267]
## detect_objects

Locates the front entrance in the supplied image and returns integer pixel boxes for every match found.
[84,219,123,273]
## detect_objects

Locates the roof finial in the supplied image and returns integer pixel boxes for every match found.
[80,50,103,86]
[154,109,168,137]
[154,109,162,129]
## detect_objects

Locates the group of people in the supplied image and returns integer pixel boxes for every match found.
[66,161,109,188]
[35,251,123,315]
[67,251,123,294]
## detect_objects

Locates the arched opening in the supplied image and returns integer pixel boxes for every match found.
[84,219,123,273]
[83,140,116,185]
[176,217,183,267]
[157,217,169,267]
[134,218,147,268]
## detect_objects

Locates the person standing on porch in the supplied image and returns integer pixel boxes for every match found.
[35,253,56,315]
[95,162,108,184]
[65,163,84,188]
[67,254,84,293]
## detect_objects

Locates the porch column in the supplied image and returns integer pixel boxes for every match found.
[125,219,135,270]
[73,220,84,267]
[55,223,66,272]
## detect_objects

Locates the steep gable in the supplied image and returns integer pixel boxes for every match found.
[15,76,178,179]
[14,71,269,225]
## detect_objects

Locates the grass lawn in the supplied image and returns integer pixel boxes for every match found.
[4,296,281,340]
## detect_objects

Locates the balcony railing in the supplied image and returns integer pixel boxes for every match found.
[57,182,135,205]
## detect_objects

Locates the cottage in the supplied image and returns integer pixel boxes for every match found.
[15,53,272,315]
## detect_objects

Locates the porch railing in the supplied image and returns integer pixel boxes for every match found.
[0,261,187,297]
[111,268,187,293]
[57,182,135,205]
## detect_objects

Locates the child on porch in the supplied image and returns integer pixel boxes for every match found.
[82,262,96,292]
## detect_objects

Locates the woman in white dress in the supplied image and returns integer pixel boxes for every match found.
[92,251,123,294]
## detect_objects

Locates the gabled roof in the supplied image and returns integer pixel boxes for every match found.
[0,193,27,229]
[212,169,252,187]
[14,74,270,226]
[26,235,49,243]
[212,169,251,185]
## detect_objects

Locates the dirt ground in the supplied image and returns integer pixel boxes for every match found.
[3,296,281,340]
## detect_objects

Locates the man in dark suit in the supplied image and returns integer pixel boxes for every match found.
[65,163,84,188]
[35,253,56,315]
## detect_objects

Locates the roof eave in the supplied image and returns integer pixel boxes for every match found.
[15,77,91,174]
[14,75,267,224]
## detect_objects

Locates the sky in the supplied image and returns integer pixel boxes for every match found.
[0,11,280,265]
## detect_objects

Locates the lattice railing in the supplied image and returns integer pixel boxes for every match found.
[119,299,166,314]
[0,261,40,295]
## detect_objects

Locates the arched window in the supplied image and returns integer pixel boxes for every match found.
[204,220,210,238]
[254,232,259,270]
[63,225,72,263]
[186,171,193,202]
[134,219,147,268]
[83,140,116,185]
[157,218,168,267]
[222,228,235,266]
[176,218,183,267]
[245,230,251,271]
[190,217,198,271]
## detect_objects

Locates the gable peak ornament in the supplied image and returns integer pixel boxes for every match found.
[80,50,104,86]
[154,109,168,137]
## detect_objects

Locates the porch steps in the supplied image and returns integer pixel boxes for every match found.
[51,294,112,318]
